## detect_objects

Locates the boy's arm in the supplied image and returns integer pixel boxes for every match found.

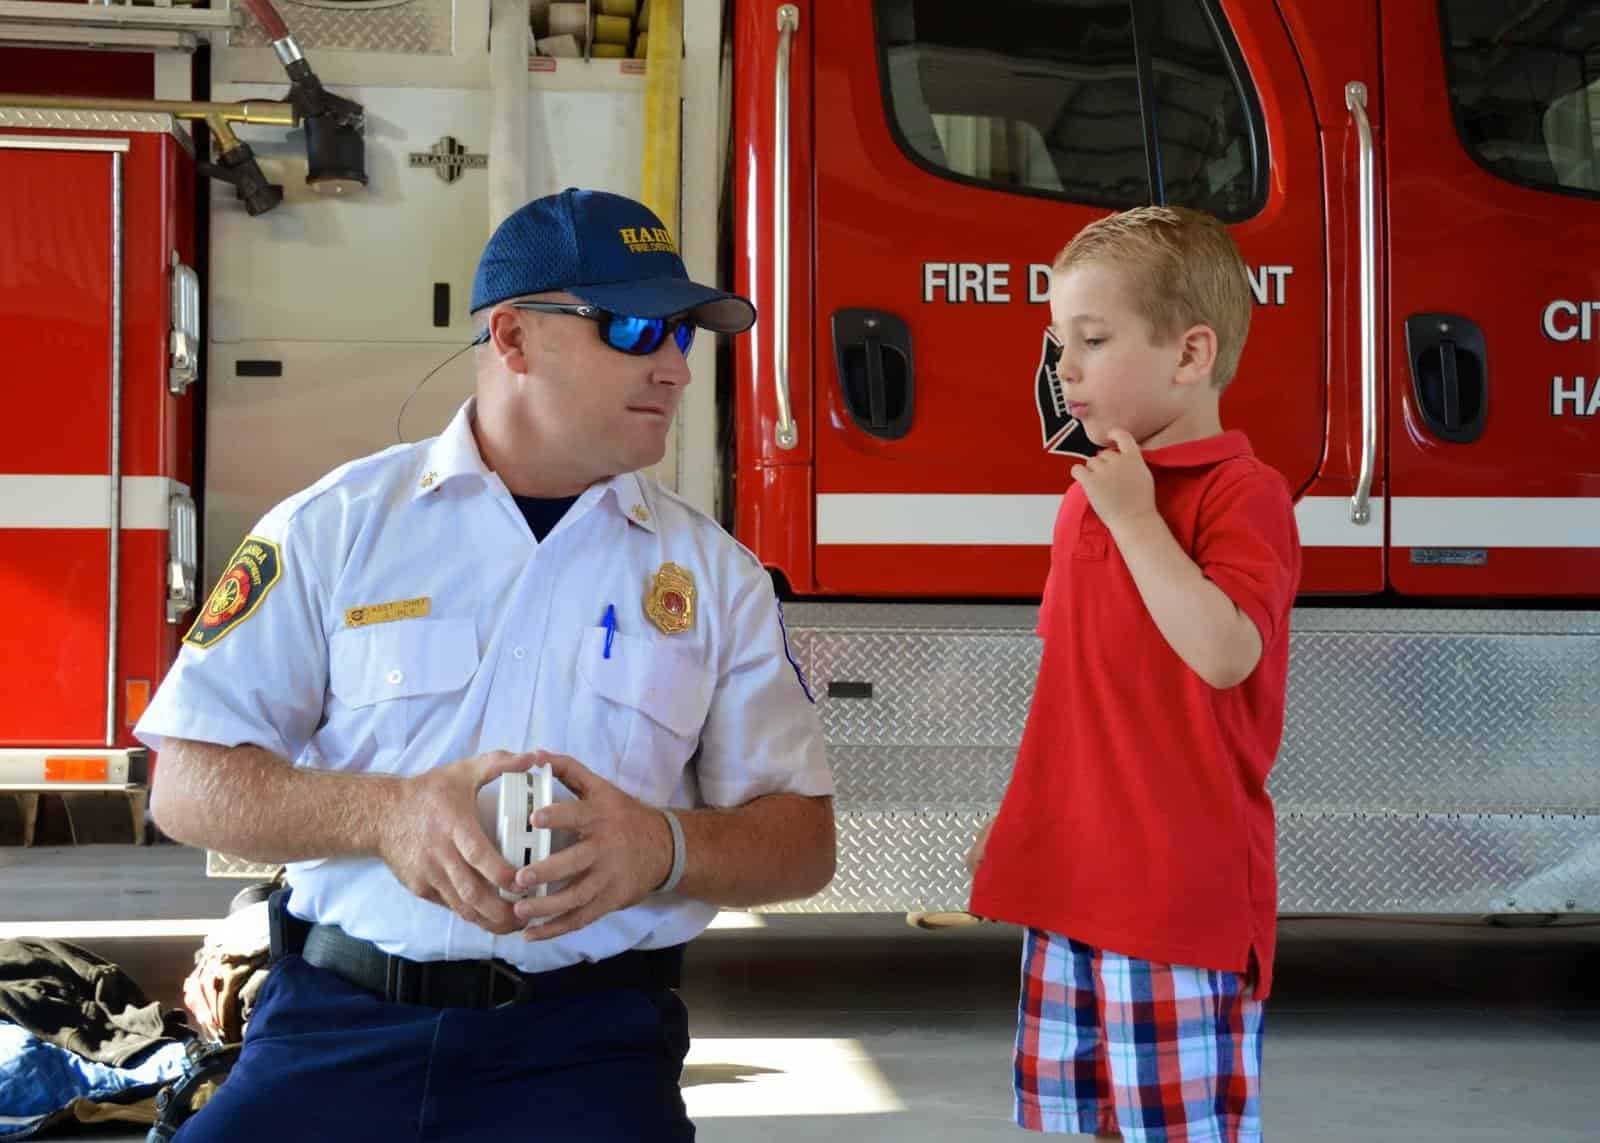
[1108,512,1262,688]
[1073,430,1264,689]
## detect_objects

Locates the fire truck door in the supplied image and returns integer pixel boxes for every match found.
[806,0,1331,597]
[1383,2,1600,596]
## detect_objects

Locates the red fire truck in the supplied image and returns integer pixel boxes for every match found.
[1,0,1595,915]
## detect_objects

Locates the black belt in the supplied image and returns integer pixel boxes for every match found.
[268,889,683,1009]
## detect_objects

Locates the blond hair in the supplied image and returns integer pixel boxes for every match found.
[1053,206,1252,388]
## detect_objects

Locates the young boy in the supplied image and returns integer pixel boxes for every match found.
[968,205,1302,1142]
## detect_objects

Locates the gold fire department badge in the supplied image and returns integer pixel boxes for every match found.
[644,562,696,635]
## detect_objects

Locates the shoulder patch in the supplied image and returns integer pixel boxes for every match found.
[185,536,283,649]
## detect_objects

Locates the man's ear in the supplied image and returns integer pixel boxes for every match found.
[489,306,531,374]
[1174,323,1219,388]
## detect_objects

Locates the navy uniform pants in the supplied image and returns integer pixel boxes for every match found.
[173,955,695,1142]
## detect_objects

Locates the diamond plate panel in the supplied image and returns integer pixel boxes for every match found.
[797,629,1038,747]
[761,812,989,914]
[1289,609,1600,636]
[228,0,453,54]
[829,746,1014,810]
[1275,630,1600,810]
[760,810,1600,914]
[1277,813,1600,913]
[790,608,1600,812]
[0,108,181,136]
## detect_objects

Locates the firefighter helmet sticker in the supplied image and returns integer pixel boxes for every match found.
[185,537,282,649]
[1035,327,1097,459]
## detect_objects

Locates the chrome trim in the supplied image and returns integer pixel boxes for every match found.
[106,151,124,747]
[272,36,304,67]
[0,111,202,156]
[169,255,200,395]
[0,0,233,33]
[1345,81,1377,527]
[168,493,198,624]
[771,4,800,451]
[0,132,131,152]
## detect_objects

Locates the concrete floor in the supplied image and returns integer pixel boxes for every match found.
[2,845,1597,1141]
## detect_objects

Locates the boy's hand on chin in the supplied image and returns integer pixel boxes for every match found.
[1071,429,1157,527]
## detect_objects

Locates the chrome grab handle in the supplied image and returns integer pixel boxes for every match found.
[771,4,800,451]
[167,492,197,624]
[1346,80,1377,526]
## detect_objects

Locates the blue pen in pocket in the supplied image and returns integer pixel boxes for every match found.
[602,603,617,659]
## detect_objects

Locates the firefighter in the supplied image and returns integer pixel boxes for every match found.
[135,188,836,1142]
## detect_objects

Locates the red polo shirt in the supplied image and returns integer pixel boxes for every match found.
[970,430,1301,999]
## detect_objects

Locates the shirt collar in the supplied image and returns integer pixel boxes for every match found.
[411,401,660,534]
[603,470,659,532]
[1140,429,1253,470]
[411,399,493,500]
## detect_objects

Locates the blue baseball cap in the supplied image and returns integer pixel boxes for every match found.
[470,188,755,333]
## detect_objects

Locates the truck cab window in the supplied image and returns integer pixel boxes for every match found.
[874,0,1262,219]
[1443,0,1600,197]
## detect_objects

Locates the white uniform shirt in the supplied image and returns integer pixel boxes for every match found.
[136,400,831,970]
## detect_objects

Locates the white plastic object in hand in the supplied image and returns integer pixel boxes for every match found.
[497,766,553,902]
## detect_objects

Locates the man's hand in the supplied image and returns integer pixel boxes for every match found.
[512,753,674,940]
[376,749,535,935]
[1072,429,1157,528]
[965,818,995,876]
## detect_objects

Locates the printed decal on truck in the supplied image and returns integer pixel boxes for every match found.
[1035,328,1095,459]
[184,537,282,649]
[1542,300,1600,417]
[920,263,1294,306]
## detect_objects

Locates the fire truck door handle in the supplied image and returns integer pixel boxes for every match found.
[831,309,915,440]
[772,4,801,451]
[1439,339,1461,429]
[1346,81,1377,527]
[864,336,888,429]
[1402,313,1487,444]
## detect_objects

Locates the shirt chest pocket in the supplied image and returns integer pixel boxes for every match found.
[328,618,479,766]
[1074,511,1110,562]
[569,627,715,804]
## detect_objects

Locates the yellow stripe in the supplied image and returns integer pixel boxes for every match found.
[640,0,682,239]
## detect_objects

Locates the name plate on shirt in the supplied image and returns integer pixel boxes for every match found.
[344,597,431,629]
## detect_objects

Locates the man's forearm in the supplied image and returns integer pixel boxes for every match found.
[673,794,835,908]
[151,738,401,865]
[1109,514,1262,688]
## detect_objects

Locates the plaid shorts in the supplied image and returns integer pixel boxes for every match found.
[1014,929,1263,1141]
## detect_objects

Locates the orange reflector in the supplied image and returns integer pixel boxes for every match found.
[45,757,109,783]
[125,679,151,726]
